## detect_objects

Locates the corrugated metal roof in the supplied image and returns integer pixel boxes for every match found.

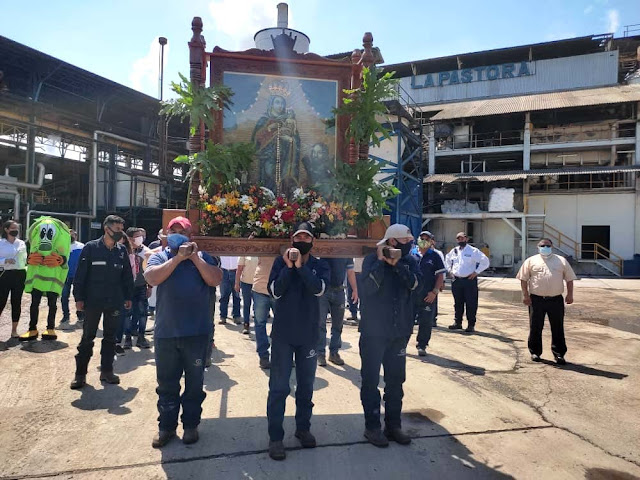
[423,165,640,183]
[420,84,640,120]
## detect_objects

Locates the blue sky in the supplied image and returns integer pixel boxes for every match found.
[0,0,637,99]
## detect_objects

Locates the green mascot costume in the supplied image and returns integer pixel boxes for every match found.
[19,216,70,341]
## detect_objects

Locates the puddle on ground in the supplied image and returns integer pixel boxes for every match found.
[404,408,445,424]
[585,468,640,480]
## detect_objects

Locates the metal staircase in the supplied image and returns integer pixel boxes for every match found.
[529,220,624,276]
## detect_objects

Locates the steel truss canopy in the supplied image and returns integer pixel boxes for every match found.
[416,84,640,120]
[423,165,640,184]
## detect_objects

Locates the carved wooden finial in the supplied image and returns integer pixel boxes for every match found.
[361,32,374,68]
[191,17,203,44]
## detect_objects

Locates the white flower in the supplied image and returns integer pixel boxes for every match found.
[240,195,251,205]
[234,178,241,185]
[215,198,227,207]
[311,202,323,211]
[261,187,275,199]
[274,210,282,219]
[198,185,206,195]
[293,187,305,199]
[366,196,376,217]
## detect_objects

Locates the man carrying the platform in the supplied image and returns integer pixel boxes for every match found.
[266,221,329,461]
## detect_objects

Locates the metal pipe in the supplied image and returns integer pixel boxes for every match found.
[0,162,45,190]
[26,209,96,233]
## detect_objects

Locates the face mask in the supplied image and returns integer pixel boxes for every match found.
[167,233,189,250]
[8,230,19,237]
[458,241,467,248]
[133,237,144,247]
[107,227,124,242]
[292,241,313,255]
[397,241,413,257]
[538,246,552,256]
[417,239,428,249]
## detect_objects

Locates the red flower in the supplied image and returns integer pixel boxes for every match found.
[282,210,296,222]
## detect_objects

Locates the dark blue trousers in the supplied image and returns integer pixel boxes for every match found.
[267,338,317,441]
[416,305,436,348]
[359,335,409,431]
[155,335,209,431]
[451,277,478,326]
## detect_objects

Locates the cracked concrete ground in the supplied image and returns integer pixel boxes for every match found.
[0,277,638,479]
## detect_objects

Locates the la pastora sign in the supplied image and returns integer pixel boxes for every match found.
[411,61,535,89]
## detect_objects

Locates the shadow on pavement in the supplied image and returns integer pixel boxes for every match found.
[157,413,515,479]
[407,352,486,376]
[71,384,139,415]
[20,339,69,353]
[436,327,520,344]
[539,359,628,380]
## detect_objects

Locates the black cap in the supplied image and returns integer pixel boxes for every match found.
[293,221,315,237]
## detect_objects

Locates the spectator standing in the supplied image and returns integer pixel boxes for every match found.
[251,257,275,369]
[0,220,27,338]
[218,256,241,324]
[123,227,151,349]
[235,256,258,335]
[60,230,84,325]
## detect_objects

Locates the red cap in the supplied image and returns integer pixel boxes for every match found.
[167,216,192,231]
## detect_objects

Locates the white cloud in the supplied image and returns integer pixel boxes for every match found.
[208,0,279,50]
[129,38,169,98]
[584,5,594,14]
[606,9,620,33]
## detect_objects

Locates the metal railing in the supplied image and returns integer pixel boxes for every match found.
[531,123,636,144]
[528,172,636,192]
[544,223,623,276]
[436,129,524,150]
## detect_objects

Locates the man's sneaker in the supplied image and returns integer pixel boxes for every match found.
[60,316,69,324]
[328,352,344,366]
[136,335,151,349]
[70,375,86,390]
[531,354,541,362]
[364,429,389,448]
[384,427,412,445]
[123,335,133,349]
[100,371,120,384]
[317,354,327,367]
[554,355,567,365]
[259,357,271,369]
[152,430,176,449]
[268,440,286,460]
[218,318,227,325]
[183,427,199,445]
[242,324,250,335]
[115,345,126,356]
[294,430,316,448]
[417,347,427,356]
[448,323,463,330]
[465,325,475,333]
[233,316,243,325]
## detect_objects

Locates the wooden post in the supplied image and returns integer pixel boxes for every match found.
[357,32,375,162]
[348,49,363,164]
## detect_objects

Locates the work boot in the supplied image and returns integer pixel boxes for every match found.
[294,430,316,448]
[136,335,151,349]
[268,440,286,460]
[183,428,199,445]
[465,325,475,333]
[152,430,176,449]
[328,352,344,366]
[100,371,120,384]
[70,374,86,390]
[259,356,271,369]
[317,354,327,367]
[448,322,463,330]
[242,324,250,334]
[364,429,389,448]
[115,345,126,356]
[384,427,412,445]
[60,316,69,325]
[123,335,133,349]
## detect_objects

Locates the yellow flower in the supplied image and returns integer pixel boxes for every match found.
[328,213,335,222]
[210,205,220,214]
[228,197,239,208]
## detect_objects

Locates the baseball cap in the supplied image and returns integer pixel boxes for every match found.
[167,216,192,231]
[419,230,434,239]
[377,223,414,246]
[455,231,467,239]
[293,221,315,237]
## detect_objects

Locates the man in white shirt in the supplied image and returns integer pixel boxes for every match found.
[516,238,576,365]
[444,232,490,333]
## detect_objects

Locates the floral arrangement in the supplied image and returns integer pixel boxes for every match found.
[198,185,359,238]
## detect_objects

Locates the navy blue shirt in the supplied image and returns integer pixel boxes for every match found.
[322,257,354,288]
[419,250,446,294]
[359,253,421,338]
[268,255,330,346]
[147,249,218,339]
[74,237,134,310]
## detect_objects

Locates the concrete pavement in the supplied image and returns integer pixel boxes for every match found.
[0,281,638,479]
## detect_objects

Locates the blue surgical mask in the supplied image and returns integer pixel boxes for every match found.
[538,246,552,256]
[167,233,189,250]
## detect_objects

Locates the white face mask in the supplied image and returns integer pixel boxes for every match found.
[538,246,552,256]
[134,237,144,247]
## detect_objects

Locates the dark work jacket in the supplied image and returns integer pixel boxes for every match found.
[359,252,421,338]
[268,255,330,346]
[73,237,134,310]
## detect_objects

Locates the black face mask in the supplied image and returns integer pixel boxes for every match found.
[292,241,313,256]
[8,230,19,237]
[107,227,124,242]
[458,241,467,248]
[397,241,413,257]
